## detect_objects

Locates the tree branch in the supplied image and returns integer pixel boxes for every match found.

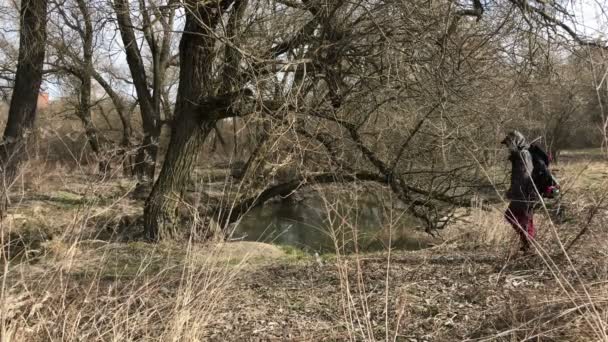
[215,171,387,225]
[512,0,607,48]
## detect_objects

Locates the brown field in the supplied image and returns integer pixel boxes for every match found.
[1,145,607,341]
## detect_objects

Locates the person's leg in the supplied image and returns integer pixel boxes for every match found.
[517,214,531,251]
[505,203,529,250]
[527,213,535,240]
[518,209,535,252]
[505,206,520,233]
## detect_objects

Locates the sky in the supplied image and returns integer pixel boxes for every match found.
[570,0,608,37]
[1,0,608,101]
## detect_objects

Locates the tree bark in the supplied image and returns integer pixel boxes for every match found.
[73,0,108,172]
[144,1,234,240]
[0,0,48,214]
[113,0,160,183]
[222,0,248,92]
[216,172,388,226]
[78,74,102,155]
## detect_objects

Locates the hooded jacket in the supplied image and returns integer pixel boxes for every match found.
[503,131,536,202]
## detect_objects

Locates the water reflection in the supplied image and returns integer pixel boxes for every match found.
[232,197,429,253]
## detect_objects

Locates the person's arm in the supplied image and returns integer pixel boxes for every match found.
[506,188,513,200]
[521,150,538,198]
[506,152,516,200]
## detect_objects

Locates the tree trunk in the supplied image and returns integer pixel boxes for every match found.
[74,0,108,174]
[144,2,230,240]
[133,133,159,182]
[113,0,160,183]
[78,78,103,157]
[0,0,48,214]
[143,118,212,240]
[78,96,109,173]
[78,52,104,169]
[92,70,134,176]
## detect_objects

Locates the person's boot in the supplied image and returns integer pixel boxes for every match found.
[519,240,536,256]
[519,235,532,254]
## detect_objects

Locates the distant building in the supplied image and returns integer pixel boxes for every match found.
[37,92,49,110]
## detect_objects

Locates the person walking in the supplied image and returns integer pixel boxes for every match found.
[502,130,538,252]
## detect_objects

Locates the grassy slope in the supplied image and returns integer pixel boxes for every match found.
[1,150,607,341]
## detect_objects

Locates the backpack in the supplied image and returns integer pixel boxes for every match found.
[528,143,559,198]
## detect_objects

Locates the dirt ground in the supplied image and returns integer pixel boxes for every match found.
[200,241,608,341]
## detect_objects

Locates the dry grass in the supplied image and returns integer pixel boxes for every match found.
[0,157,290,341]
[0,148,607,341]
[1,244,246,341]
[1,224,287,341]
[307,149,608,341]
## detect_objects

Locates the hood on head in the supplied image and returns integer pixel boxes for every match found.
[501,130,528,151]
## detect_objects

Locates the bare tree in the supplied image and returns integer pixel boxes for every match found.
[49,0,105,168]
[138,0,608,241]
[0,0,48,213]
[144,0,248,240]
[47,0,146,175]
[143,0,467,239]
[112,0,176,185]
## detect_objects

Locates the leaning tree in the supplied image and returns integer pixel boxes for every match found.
[143,0,608,240]
[143,0,488,240]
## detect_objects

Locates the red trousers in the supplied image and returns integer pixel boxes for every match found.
[505,202,535,249]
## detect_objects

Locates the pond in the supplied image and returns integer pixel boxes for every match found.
[229,195,431,253]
